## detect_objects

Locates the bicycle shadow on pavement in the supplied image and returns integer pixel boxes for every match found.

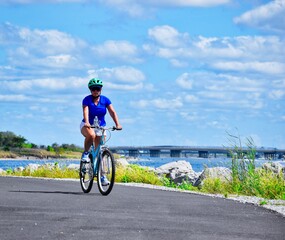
[9,190,101,196]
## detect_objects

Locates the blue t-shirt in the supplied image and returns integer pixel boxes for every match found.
[82,95,111,126]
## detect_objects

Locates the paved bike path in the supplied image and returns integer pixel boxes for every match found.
[0,176,284,240]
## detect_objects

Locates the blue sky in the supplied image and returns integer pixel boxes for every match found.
[0,0,284,148]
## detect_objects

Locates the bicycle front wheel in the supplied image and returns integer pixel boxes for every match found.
[97,149,115,196]
[79,154,94,193]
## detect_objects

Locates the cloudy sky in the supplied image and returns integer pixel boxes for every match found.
[0,0,284,148]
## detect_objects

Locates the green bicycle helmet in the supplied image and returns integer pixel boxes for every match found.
[88,78,103,89]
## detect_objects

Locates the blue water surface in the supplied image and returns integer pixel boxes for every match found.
[0,157,284,173]
[128,157,285,172]
[0,159,80,171]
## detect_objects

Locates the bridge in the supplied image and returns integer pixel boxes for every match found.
[109,146,285,159]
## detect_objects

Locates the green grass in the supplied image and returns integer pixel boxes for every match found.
[115,164,163,186]
[6,164,79,179]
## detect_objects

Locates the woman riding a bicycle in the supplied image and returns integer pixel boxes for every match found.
[80,78,122,164]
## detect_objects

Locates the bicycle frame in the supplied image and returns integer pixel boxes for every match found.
[90,128,106,176]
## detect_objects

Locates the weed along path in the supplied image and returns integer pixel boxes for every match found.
[0,177,284,240]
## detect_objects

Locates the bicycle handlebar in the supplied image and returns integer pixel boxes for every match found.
[91,125,122,131]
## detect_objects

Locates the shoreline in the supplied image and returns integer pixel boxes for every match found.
[0,157,80,161]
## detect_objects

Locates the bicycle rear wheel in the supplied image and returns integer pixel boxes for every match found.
[79,154,94,193]
[97,149,115,196]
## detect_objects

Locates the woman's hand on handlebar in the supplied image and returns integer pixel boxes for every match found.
[84,122,91,128]
[114,125,122,131]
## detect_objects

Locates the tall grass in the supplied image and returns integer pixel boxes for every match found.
[9,164,79,179]
[206,131,285,200]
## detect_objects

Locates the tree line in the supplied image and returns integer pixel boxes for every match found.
[0,131,82,152]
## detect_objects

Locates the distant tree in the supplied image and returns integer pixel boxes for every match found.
[0,131,26,148]
[30,143,38,149]
[47,145,55,152]
[51,143,59,151]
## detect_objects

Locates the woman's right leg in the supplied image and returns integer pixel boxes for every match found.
[81,126,96,152]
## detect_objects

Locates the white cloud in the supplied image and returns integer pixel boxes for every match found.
[212,61,285,74]
[145,26,285,75]
[1,0,231,7]
[269,89,285,100]
[98,0,231,17]
[180,112,202,122]
[0,22,85,54]
[1,76,87,93]
[0,22,87,70]
[94,66,145,83]
[148,25,189,48]
[234,0,285,34]
[0,94,30,101]
[146,0,230,7]
[184,94,199,103]
[132,97,183,109]
[92,40,142,63]
[90,66,146,90]
[176,73,193,89]
[0,0,84,4]
[175,71,267,110]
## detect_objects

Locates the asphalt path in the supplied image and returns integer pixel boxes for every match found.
[0,176,284,240]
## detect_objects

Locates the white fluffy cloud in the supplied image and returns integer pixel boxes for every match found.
[145,26,285,76]
[211,61,285,74]
[148,25,189,48]
[0,22,85,54]
[89,66,146,90]
[132,97,183,109]
[234,0,285,34]
[98,0,231,17]
[176,73,193,89]
[0,22,87,70]
[0,0,84,3]
[92,40,142,63]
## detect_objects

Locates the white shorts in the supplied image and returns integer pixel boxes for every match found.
[80,121,106,136]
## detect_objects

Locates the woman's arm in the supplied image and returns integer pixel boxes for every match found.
[83,105,91,127]
[107,104,122,129]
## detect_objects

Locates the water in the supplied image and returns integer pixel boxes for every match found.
[127,156,285,172]
[0,159,80,171]
[0,157,284,173]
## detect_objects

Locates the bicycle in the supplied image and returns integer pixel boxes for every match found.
[79,125,121,195]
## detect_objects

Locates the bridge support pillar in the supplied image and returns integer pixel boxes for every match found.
[170,150,181,158]
[129,150,139,158]
[264,152,276,160]
[199,151,209,158]
[150,150,160,157]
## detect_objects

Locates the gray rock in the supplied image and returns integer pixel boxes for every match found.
[262,162,285,179]
[262,162,284,173]
[41,163,55,170]
[67,164,80,170]
[155,160,199,184]
[194,167,232,187]
[14,166,25,172]
[116,158,129,167]
[25,164,41,172]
